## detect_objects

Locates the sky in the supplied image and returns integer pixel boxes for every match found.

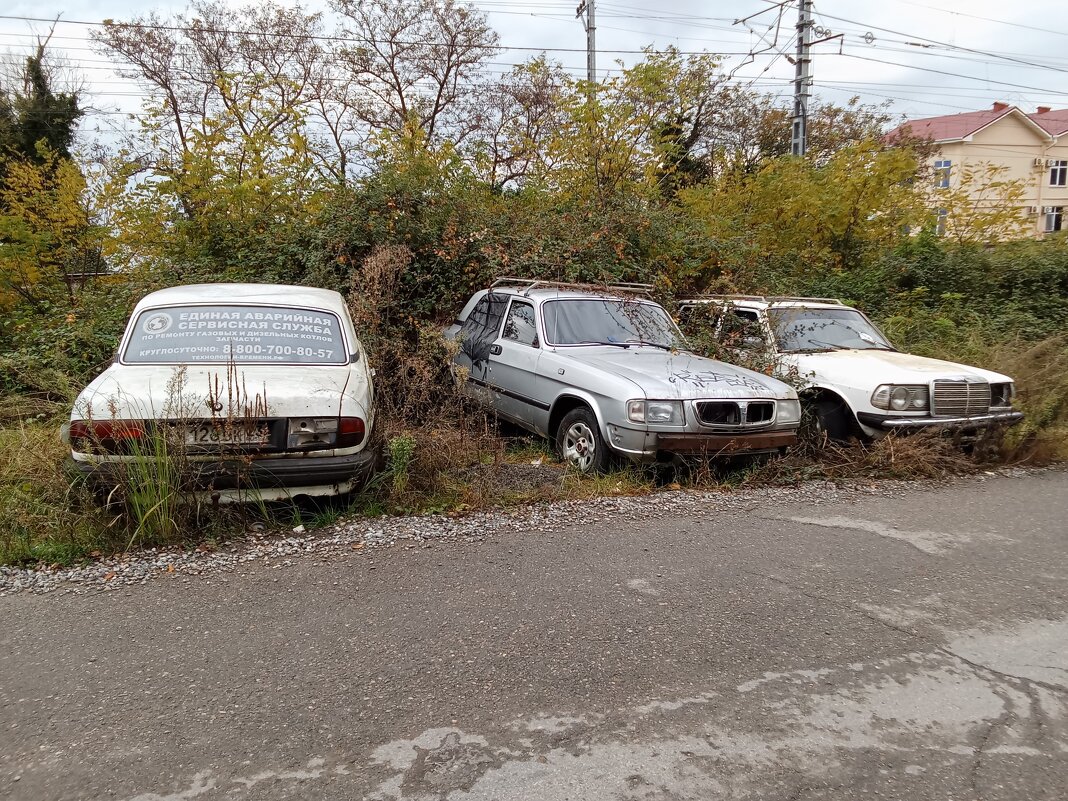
[2,0,1068,142]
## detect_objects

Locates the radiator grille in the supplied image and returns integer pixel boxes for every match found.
[696,401,739,426]
[932,379,990,417]
[745,401,774,424]
[695,401,775,428]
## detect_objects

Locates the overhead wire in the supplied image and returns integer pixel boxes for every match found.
[3,2,1068,127]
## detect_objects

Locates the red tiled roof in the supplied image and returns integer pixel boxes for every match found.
[886,105,1061,143]
[885,108,1014,142]
[1030,109,1068,136]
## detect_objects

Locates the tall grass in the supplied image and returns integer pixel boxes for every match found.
[884,317,1068,463]
[0,419,114,565]
[121,426,185,549]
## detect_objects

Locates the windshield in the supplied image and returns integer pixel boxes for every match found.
[542,298,681,348]
[124,304,347,364]
[770,307,893,353]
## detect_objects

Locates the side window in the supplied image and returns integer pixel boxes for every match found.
[720,309,765,349]
[459,292,509,364]
[677,304,719,330]
[1050,160,1067,188]
[502,300,538,347]
[934,159,951,189]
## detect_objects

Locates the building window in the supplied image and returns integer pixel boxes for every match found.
[936,208,948,236]
[1045,206,1063,233]
[1050,160,1068,187]
[934,159,951,188]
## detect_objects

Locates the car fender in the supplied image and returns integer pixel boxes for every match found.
[798,383,883,437]
[548,389,614,441]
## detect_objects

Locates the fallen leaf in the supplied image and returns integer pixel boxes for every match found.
[103,572,115,581]
[166,564,175,573]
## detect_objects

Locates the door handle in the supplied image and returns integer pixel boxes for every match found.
[489,343,502,355]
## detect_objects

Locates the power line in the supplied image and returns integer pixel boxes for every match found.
[840,53,1066,96]
[884,0,1068,39]
[0,13,745,57]
[813,8,1068,75]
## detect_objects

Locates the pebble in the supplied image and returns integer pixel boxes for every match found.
[0,465,1056,596]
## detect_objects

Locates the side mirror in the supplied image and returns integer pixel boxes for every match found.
[741,335,765,349]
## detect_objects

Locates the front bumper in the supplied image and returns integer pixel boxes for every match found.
[856,409,1024,431]
[606,421,797,461]
[654,430,797,456]
[69,450,379,498]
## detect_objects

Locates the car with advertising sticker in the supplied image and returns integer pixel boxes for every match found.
[63,283,377,502]
[443,279,801,472]
[677,295,1023,441]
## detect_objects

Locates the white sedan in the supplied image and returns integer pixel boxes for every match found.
[678,296,1023,441]
[63,283,378,502]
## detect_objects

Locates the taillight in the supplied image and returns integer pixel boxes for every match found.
[69,420,146,453]
[337,417,365,447]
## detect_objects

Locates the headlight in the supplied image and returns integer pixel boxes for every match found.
[990,382,1015,407]
[871,384,929,411]
[776,399,801,424]
[626,399,684,425]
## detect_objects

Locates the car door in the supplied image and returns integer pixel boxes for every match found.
[487,297,549,431]
[456,292,509,406]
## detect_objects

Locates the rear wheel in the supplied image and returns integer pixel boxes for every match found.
[556,407,612,474]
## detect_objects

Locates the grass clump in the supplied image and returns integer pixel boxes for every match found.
[0,419,114,565]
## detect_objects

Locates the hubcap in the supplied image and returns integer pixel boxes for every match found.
[563,422,596,472]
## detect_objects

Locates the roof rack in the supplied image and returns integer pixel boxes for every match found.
[683,294,766,302]
[766,295,844,305]
[491,276,655,296]
[684,293,844,305]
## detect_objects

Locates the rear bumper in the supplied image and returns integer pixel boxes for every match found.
[856,410,1024,431]
[69,450,379,496]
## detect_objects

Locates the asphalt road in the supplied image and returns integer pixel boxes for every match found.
[2,470,1067,801]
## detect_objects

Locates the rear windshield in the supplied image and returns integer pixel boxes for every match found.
[123,304,347,364]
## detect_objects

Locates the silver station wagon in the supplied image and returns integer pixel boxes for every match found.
[445,279,801,472]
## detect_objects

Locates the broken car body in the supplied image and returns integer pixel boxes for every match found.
[63,284,377,502]
[445,279,801,472]
[678,296,1023,441]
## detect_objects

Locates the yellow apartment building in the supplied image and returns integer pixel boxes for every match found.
[887,102,1068,237]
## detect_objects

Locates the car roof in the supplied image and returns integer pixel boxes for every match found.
[683,296,850,311]
[491,285,657,303]
[131,283,347,313]
[765,300,851,310]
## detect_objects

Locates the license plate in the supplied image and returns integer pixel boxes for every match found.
[184,424,269,446]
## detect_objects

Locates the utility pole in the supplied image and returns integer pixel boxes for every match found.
[576,0,596,85]
[791,0,813,157]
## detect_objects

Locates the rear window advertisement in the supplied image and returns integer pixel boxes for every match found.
[124,305,347,364]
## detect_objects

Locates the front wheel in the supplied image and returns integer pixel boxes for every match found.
[556,407,613,474]
[812,397,860,442]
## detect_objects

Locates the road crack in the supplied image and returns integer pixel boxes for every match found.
[969,701,1015,801]
[937,647,1068,698]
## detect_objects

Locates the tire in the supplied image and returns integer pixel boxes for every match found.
[812,397,859,442]
[555,407,613,474]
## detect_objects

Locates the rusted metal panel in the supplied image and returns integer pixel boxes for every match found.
[656,431,797,454]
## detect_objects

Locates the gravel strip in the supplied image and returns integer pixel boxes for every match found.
[0,466,1053,596]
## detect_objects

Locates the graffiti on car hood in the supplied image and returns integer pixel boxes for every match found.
[668,368,771,392]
